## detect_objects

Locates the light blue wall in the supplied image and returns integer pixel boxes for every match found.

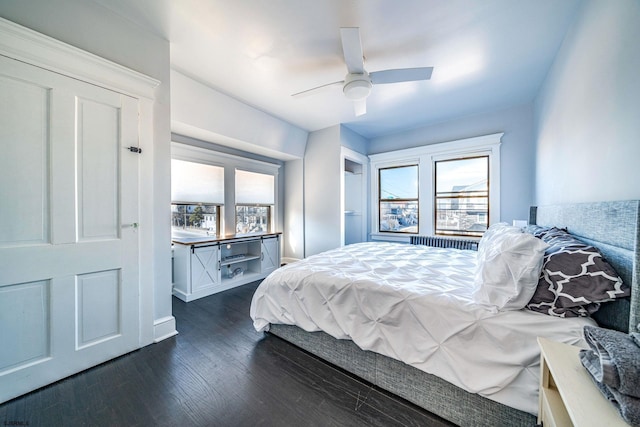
[340,124,368,155]
[368,104,536,223]
[534,0,640,205]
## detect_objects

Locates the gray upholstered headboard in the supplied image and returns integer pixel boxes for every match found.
[529,200,640,334]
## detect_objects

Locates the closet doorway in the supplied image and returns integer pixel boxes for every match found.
[341,148,368,246]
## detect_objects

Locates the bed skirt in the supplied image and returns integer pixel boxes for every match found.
[268,323,536,427]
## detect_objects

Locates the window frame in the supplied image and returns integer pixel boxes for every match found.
[433,155,490,238]
[171,203,221,237]
[172,142,281,237]
[369,133,502,242]
[378,164,419,234]
[235,204,272,234]
[170,153,226,238]
[234,168,276,235]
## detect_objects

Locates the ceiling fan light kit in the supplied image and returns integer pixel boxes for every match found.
[343,74,372,100]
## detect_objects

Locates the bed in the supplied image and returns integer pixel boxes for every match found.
[250,200,640,426]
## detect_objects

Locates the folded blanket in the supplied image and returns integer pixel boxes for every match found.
[591,375,640,426]
[581,325,640,398]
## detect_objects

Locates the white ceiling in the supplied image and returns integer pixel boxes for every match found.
[94,0,582,139]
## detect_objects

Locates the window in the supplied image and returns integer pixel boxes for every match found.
[434,156,489,237]
[378,165,419,233]
[235,205,270,234]
[235,170,275,234]
[171,204,220,236]
[171,159,224,236]
[172,142,281,237]
[369,133,501,240]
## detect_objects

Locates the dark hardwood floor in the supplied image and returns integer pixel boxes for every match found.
[1,281,454,426]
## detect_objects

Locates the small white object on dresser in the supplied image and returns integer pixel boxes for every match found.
[537,337,630,427]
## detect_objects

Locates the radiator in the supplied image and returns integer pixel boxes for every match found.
[410,235,479,251]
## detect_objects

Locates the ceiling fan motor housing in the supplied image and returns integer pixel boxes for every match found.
[343,73,372,100]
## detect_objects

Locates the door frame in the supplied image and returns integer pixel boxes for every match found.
[340,147,369,246]
[0,18,162,356]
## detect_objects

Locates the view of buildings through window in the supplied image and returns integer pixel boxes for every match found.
[379,165,419,233]
[171,204,219,236]
[236,205,271,234]
[434,156,489,237]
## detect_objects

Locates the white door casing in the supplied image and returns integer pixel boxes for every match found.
[0,55,140,403]
[340,147,369,247]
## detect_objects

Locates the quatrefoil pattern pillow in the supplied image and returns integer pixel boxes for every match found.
[526,228,629,317]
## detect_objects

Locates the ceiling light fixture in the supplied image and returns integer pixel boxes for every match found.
[343,73,372,100]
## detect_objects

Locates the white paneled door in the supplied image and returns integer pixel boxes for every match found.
[0,56,140,403]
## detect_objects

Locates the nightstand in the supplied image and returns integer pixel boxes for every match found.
[537,337,629,426]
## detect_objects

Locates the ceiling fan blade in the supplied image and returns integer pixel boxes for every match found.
[370,67,434,84]
[340,27,365,74]
[354,98,367,116]
[291,80,344,97]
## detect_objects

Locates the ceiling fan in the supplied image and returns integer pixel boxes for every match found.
[292,27,433,117]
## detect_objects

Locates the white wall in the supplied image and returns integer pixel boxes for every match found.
[171,70,308,161]
[283,159,305,260]
[0,0,174,343]
[534,0,640,205]
[368,104,536,223]
[304,126,342,256]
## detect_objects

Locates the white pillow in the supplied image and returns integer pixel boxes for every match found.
[477,222,521,254]
[473,231,549,312]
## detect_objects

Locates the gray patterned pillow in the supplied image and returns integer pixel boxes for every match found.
[526,229,629,317]
[523,224,550,238]
[523,225,566,239]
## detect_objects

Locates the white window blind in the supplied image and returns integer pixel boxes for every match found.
[171,159,224,204]
[235,170,274,205]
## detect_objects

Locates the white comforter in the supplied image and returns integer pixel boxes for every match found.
[250,242,595,414]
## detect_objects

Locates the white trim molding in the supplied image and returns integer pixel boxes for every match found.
[369,133,503,240]
[153,316,179,343]
[0,17,159,99]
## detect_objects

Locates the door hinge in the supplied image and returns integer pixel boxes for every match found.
[127,146,142,154]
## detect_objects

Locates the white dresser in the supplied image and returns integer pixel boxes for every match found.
[172,233,281,302]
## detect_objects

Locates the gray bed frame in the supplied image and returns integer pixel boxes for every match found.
[268,200,640,426]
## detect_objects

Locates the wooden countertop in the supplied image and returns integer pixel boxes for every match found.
[171,231,281,246]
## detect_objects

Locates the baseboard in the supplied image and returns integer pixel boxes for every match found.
[153,316,178,343]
